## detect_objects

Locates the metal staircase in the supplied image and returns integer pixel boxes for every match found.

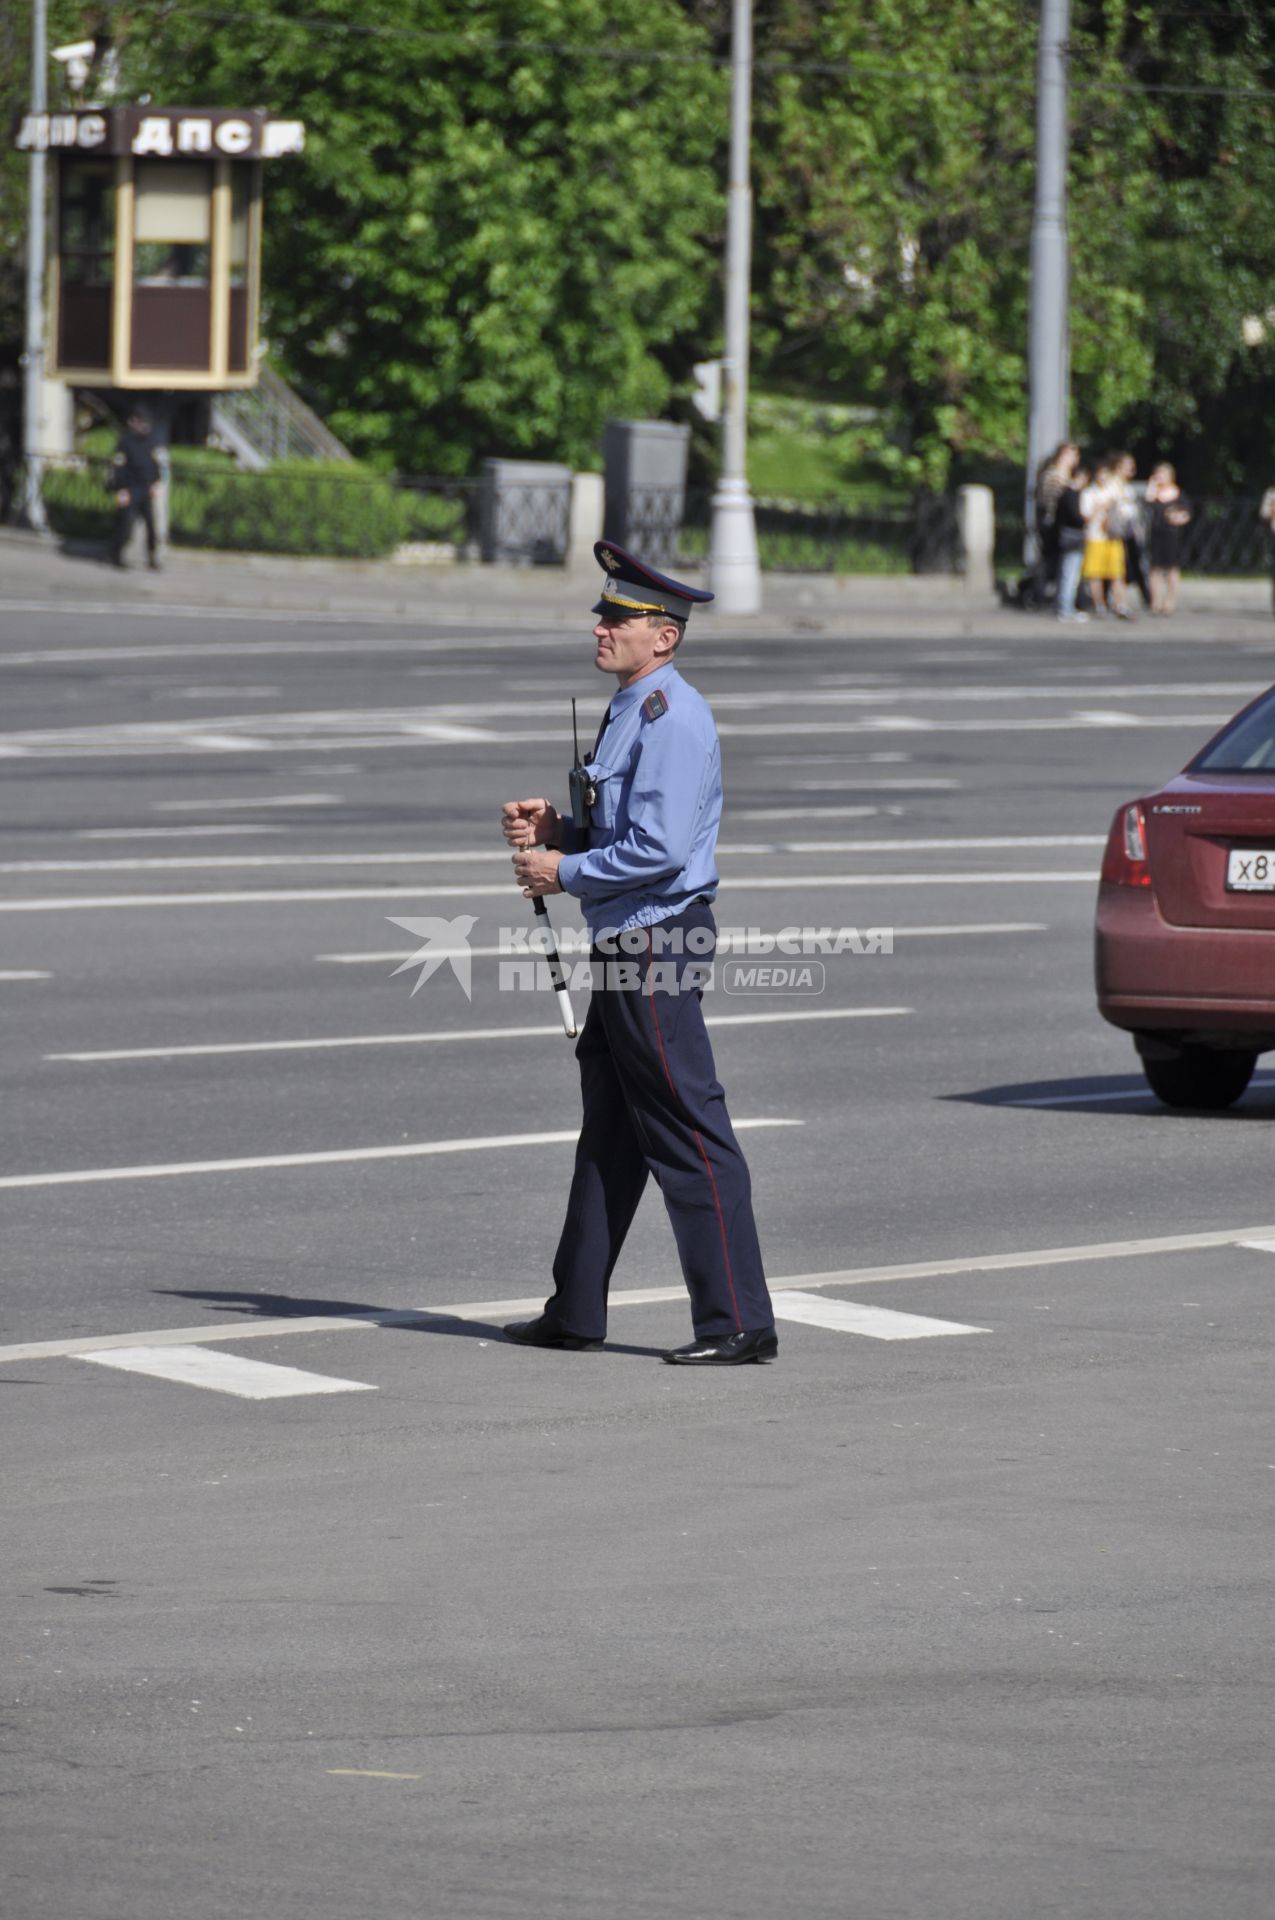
[210,365,353,470]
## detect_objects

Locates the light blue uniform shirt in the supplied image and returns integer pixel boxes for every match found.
[556,662,721,938]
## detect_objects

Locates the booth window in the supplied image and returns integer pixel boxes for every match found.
[131,160,213,370]
[57,159,114,369]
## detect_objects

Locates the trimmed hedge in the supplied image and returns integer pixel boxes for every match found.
[41,454,466,559]
[41,463,117,543]
[169,460,400,558]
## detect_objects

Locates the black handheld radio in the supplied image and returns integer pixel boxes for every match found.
[567,697,597,834]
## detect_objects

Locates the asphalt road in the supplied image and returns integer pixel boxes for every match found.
[3,577,1274,1920]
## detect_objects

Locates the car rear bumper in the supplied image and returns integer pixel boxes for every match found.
[1095,881,1275,1036]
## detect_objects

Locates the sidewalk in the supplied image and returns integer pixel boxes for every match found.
[2,525,1272,640]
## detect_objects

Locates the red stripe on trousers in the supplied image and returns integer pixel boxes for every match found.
[646,929,742,1332]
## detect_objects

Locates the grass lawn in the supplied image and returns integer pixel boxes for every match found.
[746,392,904,505]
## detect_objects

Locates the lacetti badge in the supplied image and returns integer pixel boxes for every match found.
[1151,804,1203,814]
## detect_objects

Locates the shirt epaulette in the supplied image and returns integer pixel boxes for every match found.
[641,689,668,723]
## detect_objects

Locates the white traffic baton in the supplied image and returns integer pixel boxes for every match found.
[533,896,578,1039]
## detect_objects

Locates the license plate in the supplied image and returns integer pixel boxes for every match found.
[1226,848,1275,890]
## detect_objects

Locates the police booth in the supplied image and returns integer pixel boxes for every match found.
[15,106,306,391]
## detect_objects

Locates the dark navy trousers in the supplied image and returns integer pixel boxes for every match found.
[547,900,774,1341]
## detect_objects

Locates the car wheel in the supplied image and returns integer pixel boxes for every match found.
[1140,1046,1257,1111]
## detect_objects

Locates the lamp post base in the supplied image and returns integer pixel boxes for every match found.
[709,479,761,614]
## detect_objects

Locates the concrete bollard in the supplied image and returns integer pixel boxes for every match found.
[958,483,995,597]
[568,472,605,571]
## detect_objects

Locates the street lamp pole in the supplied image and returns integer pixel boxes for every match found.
[1024,0,1071,581]
[709,0,761,614]
[21,0,50,533]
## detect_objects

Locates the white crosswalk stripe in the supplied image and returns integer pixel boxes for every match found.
[75,1345,376,1399]
[770,1290,987,1340]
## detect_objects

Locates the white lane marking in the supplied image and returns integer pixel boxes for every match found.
[7,1218,1275,1366]
[0,605,564,638]
[736,806,882,821]
[154,794,341,810]
[716,872,1097,890]
[0,629,1255,693]
[162,685,282,698]
[315,923,1048,963]
[0,715,501,759]
[321,943,531,962]
[709,1007,905,1028]
[712,715,1228,740]
[46,1025,574,1059]
[746,835,1104,855]
[1008,1077,1275,1108]
[46,1007,909,1063]
[0,833,1104,875]
[0,851,508,874]
[464,681,1254,714]
[791,779,961,791]
[0,886,521,911]
[879,921,1048,937]
[75,1345,375,1398]
[77,826,286,840]
[1236,1239,1275,1252]
[771,1290,987,1340]
[0,874,1099,912]
[326,1770,422,1780]
[181,733,269,751]
[0,714,1232,760]
[0,1117,800,1191]
[0,969,51,980]
[3,1313,387,1361]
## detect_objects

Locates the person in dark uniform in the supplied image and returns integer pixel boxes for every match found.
[500,542,777,1367]
[108,408,162,569]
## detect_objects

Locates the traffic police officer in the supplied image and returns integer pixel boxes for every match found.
[501,542,777,1366]
[108,408,162,571]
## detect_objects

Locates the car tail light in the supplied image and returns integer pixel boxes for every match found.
[1101,801,1152,887]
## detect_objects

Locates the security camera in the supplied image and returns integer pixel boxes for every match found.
[52,40,96,94]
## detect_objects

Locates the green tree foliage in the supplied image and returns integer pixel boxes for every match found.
[749,1,1168,491]
[119,0,724,472]
[1074,0,1275,489]
[4,1,1275,491]
[747,0,1275,492]
[0,0,97,368]
[750,1,1038,491]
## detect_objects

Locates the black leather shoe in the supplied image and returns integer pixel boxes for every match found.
[503,1314,602,1351]
[662,1327,778,1366]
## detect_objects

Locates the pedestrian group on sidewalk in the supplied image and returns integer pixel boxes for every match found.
[1036,444,1193,622]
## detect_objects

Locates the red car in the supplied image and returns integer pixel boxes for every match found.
[1096,683,1275,1108]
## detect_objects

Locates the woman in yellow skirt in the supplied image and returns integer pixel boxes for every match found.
[1080,460,1129,618]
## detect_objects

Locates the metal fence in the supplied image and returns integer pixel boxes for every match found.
[476,472,571,565]
[395,475,481,555]
[1179,497,1273,575]
[33,453,1269,577]
[612,484,689,572]
[995,489,1275,578]
[754,491,960,575]
[627,486,962,576]
[33,457,966,572]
